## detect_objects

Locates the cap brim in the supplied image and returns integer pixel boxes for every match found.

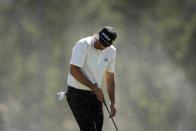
[99,35,111,47]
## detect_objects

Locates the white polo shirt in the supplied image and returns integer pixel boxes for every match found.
[67,36,116,90]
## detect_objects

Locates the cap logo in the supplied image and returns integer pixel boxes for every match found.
[101,32,111,41]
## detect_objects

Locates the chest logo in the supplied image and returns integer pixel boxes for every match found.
[104,58,108,63]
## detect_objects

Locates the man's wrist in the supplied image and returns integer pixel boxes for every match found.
[111,102,116,105]
[89,83,97,91]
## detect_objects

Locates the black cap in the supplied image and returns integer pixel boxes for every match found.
[98,26,117,47]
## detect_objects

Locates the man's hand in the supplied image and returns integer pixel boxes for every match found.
[92,84,104,102]
[110,103,117,117]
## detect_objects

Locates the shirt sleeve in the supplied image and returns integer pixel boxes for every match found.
[70,42,88,68]
[107,51,116,73]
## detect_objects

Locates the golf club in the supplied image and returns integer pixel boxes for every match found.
[103,100,119,131]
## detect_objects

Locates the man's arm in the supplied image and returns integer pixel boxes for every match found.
[70,64,94,89]
[70,64,104,102]
[105,71,117,117]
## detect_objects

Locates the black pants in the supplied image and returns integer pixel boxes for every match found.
[66,86,103,131]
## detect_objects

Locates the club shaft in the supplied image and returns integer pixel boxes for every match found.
[103,100,119,131]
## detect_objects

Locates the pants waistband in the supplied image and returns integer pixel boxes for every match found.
[67,86,94,95]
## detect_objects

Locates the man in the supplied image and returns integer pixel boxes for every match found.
[66,26,117,131]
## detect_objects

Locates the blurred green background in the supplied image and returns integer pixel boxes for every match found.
[0,0,196,131]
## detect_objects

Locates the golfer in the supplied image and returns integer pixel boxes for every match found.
[66,26,117,131]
